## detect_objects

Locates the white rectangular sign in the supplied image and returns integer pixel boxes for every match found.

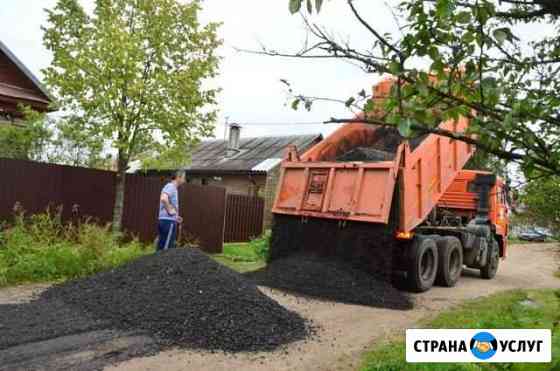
[406,329,551,363]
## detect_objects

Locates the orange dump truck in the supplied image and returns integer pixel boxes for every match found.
[270,79,510,292]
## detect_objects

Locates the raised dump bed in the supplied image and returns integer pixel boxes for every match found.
[270,78,509,293]
[272,112,474,234]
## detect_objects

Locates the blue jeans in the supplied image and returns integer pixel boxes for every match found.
[157,219,177,251]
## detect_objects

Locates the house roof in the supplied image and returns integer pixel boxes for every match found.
[0,41,53,111]
[186,133,322,175]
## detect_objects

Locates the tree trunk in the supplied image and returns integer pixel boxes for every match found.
[112,156,127,234]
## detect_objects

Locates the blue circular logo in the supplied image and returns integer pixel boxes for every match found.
[470,332,498,360]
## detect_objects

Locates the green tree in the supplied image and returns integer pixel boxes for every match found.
[0,108,52,161]
[47,115,112,169]
[138,141,196,171]
[280,0,560,177]
[522,177,560,235]
[43,0,220,233]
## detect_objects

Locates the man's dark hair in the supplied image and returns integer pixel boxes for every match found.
[171,170,186,180]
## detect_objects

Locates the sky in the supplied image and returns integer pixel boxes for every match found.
[0,0,399,141]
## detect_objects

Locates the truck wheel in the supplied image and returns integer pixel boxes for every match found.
[435,236,463,287]
[480,238,499,279]
[407,236,439,292]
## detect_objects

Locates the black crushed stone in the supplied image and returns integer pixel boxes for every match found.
[335,127,402,162]
[41,248,312,353]
[245,255,413,310]
[334,127,429,162]
[0,299,109,350]
[369,127,404,153]
[336,147,395,162]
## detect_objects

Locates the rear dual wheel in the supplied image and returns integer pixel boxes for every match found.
[435,236,463,287]
[407,236,439,292]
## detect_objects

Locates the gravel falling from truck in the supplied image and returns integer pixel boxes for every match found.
[246,255,413,310]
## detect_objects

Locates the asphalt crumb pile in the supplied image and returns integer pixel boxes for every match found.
[335,127,429,162]
[245,255,413,310]
[335,127,402,162]
[336,147,395,162]
[42,248,311,353]
[369,127,404,153]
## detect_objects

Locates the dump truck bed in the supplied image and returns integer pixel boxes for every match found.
[273,116,474,233]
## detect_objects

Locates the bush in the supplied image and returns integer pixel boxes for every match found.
[0,210,149,287]
[249,230,271,261]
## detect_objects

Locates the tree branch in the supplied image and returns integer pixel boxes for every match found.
[324,117,559,175]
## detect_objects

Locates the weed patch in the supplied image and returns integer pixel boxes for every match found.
[0,210,149,286]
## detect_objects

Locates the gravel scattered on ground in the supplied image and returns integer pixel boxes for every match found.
[42,248,312,353]
[0,299,109,350]
[245,255,414,310]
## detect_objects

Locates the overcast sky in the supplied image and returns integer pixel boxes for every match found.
[0,0,399,140]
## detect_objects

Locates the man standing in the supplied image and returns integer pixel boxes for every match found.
[157,171,186,251]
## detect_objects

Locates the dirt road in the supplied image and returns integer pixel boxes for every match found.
[1,243,558,371]
[109,243,559,371]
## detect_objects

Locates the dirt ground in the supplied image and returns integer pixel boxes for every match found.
[1,243,558,371]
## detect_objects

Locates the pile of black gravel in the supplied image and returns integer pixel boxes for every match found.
[334,127,430,162]
[42,248,311,352]
[246,255,413,310]
[336,147,395,162]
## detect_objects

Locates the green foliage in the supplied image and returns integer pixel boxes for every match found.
[222,243,262,262]
[43,0,221,229]
[249,230,271,261]
[286,0,560,176]
[0,108,52,161]
[0,106,110,168]
[0,210,149,286]
[289,0,324,14]
[139,141,196,171]
[42,0,220,169]
[219,231,271,262]
[463,150,506,177]
[360,289,560,371]
[48,115,111,169]
[521,177,560,235]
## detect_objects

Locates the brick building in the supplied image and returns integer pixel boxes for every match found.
[186,124,322,229]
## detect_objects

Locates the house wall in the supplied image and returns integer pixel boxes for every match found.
[263,165,282,230]
[187,174,267,197]
[0,51,50,116]
[0,51,36,90]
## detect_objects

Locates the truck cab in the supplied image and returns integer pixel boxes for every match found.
[437,170,510,258]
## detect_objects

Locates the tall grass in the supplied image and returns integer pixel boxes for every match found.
[0,209,149,287]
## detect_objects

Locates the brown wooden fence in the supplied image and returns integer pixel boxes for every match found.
[0,158,226,253]
[224,194,264,243]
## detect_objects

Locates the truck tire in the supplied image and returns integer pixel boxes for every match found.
[435,236,463,287]
[407,236,439,292]
[480,238,499,279]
